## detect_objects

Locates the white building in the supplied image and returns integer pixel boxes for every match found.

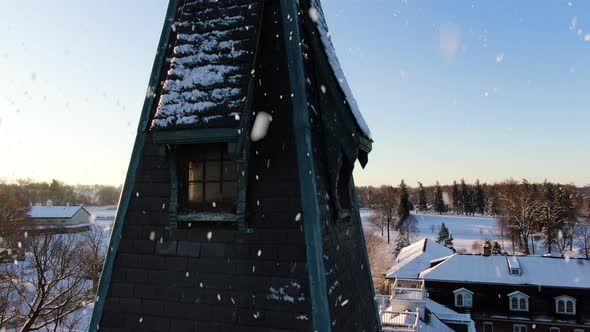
[27,206,91,232]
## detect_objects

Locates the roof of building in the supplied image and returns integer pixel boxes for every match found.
[151,0,263,129]
[28,206,89,219]
[423,298,475,332]
[309,0,371,138]
[420,254,590,289]
[386,238,454,279]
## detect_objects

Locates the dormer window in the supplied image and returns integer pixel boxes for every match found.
[454,288,473,308]
[555,295,576,315]
[507,256,521,276]
[508,291,529,312]
[177,143,238,213]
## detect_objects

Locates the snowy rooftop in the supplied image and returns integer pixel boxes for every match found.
[151,0,262,129]
[309,0,371,138]
[28,206,88,219]
[420,254,590,289]
[386,238,454,279]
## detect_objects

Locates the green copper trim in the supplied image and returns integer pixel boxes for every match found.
[88,1,180,330]
[152,128,239,146]
[279,1,331,331]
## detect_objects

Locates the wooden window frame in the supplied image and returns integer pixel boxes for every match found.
[177,143,238,214]
[453,288,473,308]
[513,324,527,332]
[508,291,529,312]
[555,295,576,315]
[483,322,493,332]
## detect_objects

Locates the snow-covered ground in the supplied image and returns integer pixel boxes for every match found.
[361,209,502,253]
[86,206,116,232]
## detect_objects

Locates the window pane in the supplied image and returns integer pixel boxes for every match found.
[566,301,573,313]
[188,182,203,203]
[206,145,222,160]
[206,161,221,181]
[189,161,204,181]
[222,182,238,201]
[511,298,518,310]
[222,146,230,160]
[558,300,564,312]
[222,161,237,180]
[456,294,463,306]
[205,182,221,203]
[520,298,526,310]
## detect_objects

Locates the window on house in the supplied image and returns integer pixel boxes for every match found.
[555,296,576,315]
[513,324,527,332]
[483,322,493,332]
[177,144,238,213]
[453,288,473,308]
[573,329,584,332]
[508,291,529,312]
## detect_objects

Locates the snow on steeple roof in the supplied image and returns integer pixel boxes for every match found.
[151,0,262,130]
[308,0,372,138]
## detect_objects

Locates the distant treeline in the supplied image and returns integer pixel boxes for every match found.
[357,179,590,257]
[356,180,590,216]
[0,179,122,206]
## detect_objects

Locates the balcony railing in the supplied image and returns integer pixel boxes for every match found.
[380,310,419,332]
[391,279,425,302]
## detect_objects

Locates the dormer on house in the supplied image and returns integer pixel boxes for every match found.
[507,291,529,312]
[554,295,576,315]
[507,255,521,276]
[453,288,474,308]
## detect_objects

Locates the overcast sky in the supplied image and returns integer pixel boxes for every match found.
[0,0,589,187]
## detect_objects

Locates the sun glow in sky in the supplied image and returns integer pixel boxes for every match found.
[0,1,589,187]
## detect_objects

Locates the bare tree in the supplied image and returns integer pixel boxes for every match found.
[371,186,397,243]
[80,225,108,293]
[364,232,389,294]
[2,233,96,331]
[498,180,540,255]
[576,217,590,258]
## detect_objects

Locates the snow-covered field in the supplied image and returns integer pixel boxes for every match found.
[360,209,502,253]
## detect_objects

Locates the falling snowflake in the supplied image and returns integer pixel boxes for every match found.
[308,7,319,23]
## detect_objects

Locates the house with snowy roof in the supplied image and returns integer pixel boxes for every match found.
[90,0,376,331]
[26,206,91,232]
[386,238,454,281]
[420,254,590,332]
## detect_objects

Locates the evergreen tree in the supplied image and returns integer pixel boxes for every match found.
[491,241,502,254]
[474,179,485,214]
[433,181,446,214]
[461,179,474,215]
[417,182,427,212]
[460,179,469,214]
[436,222,454,250]
[452,180,460,213]
[398,180,411,227]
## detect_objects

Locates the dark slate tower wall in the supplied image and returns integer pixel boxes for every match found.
[97,1,315,331]
[308,90,379,332]
[299,4,380,332]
